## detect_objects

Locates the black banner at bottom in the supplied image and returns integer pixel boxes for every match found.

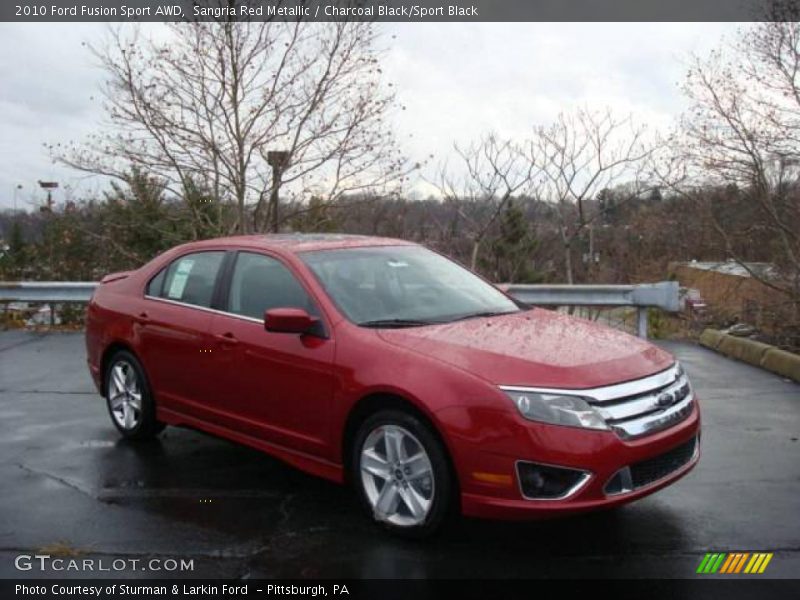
[3,579,800,600]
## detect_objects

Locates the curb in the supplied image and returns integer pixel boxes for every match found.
[699,329,800,383]
[698,329,724,350]
[718,335,773,366]
[762,347,800,383]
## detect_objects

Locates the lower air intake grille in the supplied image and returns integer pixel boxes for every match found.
[630,436,697,489]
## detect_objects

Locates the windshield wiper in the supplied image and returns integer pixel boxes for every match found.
[445,310,519,323]
[358,318,435,328]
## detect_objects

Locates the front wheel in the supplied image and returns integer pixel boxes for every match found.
[352,409,453,538]
[104,350,165,441]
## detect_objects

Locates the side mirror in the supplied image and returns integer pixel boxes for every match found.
[264,308,318,335]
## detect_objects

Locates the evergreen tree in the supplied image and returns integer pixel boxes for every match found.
[485,200,542,283]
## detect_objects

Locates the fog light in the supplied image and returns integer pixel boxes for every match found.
[516,461,590,500]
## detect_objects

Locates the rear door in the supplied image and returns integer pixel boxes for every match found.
[138,250,227,416]
[206,251,336,456]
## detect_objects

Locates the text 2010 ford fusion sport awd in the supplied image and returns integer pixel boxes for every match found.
[85,234,700,536]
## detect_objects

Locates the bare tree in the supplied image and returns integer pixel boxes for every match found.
[678,4,800,324]
[528,108,655,283]
[53,20,409,235]
[435,134,534,270]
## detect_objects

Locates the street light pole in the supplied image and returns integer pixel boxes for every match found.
[37,181,59,211]
[36,181,59,326]
[13,184,22,214]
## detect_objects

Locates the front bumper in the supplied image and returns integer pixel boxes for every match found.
[437,398,701,520]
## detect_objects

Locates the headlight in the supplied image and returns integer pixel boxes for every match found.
[503,390,609,430]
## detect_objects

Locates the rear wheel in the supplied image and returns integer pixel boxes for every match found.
[104,350,165,440]
[352,409,453,538]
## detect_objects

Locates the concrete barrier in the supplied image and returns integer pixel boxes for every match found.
[700,328,800,383]
[717,335,774,366]
[762,348,800,383]
[699,328,724,350]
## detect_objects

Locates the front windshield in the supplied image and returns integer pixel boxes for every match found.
[301,245,522,326]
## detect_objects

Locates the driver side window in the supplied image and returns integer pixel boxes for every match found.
[227,252,318,320]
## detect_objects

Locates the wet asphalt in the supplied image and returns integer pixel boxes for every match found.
[0,331,798,579]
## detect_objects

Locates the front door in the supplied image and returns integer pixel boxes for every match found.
[206,251,336,456]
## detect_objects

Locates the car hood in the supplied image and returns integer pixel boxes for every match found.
[376,309,674,389]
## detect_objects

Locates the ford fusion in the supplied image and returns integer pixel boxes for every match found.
[85,234,700,536]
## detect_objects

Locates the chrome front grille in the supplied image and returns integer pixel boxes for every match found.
[587,365,694,439]
[586,364,694,440]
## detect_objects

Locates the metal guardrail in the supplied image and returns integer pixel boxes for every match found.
[503,281,680,338]
[0,280,679,339]
[0,282,97,303]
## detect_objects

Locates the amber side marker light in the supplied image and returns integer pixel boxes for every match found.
[472,472,513,485]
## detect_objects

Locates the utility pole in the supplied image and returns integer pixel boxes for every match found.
[266,151,289,233]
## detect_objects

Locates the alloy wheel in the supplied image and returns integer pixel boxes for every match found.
[359,425,435,527]
[107,360,142,431]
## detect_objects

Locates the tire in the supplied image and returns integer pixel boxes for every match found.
[104,349,165,441]
[351,409,453,538]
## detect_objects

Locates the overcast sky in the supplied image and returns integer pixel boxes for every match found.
[0,22,741,210]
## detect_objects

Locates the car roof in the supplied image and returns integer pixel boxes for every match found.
[181,233,416,254]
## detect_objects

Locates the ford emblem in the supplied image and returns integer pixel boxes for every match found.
[657,392,674,408]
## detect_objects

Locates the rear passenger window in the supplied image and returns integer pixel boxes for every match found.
[159,252,225,308]
[227,252,317,319]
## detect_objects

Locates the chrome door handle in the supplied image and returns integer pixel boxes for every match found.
[214,332,239,346]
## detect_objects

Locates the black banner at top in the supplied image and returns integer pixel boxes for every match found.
[0,0,792,23]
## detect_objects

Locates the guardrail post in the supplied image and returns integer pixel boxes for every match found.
[637,307,648,339]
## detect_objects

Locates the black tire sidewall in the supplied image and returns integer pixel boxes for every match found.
[351,409,453,538]
[104,350,162,440]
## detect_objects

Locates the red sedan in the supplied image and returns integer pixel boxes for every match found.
[85,234,700,536]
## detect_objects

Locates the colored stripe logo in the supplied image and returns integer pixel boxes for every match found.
[697,552,773,574]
